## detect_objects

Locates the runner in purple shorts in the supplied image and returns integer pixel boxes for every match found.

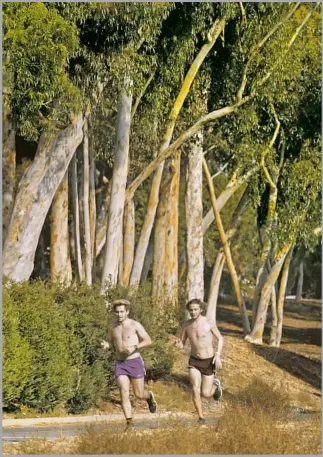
[101,299,157,429]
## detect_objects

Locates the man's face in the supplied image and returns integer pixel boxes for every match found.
[188,304,202,320]
[114,305,129,322]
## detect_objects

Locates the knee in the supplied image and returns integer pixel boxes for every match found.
[133,388,145,399]
[201,388,211,398]
[119,387,130,399]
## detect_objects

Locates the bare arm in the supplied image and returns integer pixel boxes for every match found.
[135,322,152,350]
[175,325,188,350]
[209,320,224,370]
[101,327,113,350]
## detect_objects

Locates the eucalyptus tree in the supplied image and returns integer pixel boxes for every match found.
[2,3,84,282]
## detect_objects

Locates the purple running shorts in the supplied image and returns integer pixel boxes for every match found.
[115,356,146,379]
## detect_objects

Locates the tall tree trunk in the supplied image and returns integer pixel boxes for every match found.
[83,115,92,285]
[50,171,72,285]
[296,260,304,304]
[71,153,84,282]
[122,197,135,286]
[95,181,111,257]
[185,133,204,302]
[245,245,290,344]
[206,250,225,322]
[89,139,97,281]
[206,186,250,322]
[179,165,260,273]
[270,246,294,347]
[102,82,132,290]
[152,161,173,305]
[129,18,226,287]
[140,237,153,284]
[286,247,305,295]
[203,158,250,334]
[2,108,16,247]
[164,150,181,307]
[3,114,83,282]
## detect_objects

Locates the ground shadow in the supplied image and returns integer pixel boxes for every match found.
[253,345,322,390]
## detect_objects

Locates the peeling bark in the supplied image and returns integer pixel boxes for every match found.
[83,115,92,285]
[164,150,181,307]
[122,197,135,286]
[71,153,83,282]
[95,181,111,257]
[3,114,83,282]
[270,246,294,347]
[102,83,132,290]
[186,133,204,302]
[50,171,72,285]
[2,107,16,246]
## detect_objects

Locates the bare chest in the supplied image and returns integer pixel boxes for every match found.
[112,324,137,342]
[187,321,211,341]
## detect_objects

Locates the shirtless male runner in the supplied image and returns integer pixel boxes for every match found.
[176,298,224,423]
[101,299,157,429]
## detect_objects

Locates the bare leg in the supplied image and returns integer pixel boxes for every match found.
[117,375,132,420]
[201,374,216,398]
[131,377,150,400]
[189,367,204,419]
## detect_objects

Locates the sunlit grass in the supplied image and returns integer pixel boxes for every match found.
[4,378,321,455]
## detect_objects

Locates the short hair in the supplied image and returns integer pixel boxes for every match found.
[112,299,131,312]
[186,298,206,313]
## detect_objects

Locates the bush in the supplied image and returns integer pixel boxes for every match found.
[3,280,176,414]
[2,286,33,410]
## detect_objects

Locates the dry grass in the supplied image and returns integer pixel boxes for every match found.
[4,378,321,455]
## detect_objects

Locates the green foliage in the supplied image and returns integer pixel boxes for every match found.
[3,2,81,140]
[3,280,175,413]
[2,286,33,410]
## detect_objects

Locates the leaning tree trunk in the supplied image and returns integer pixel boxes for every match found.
[101,83,132,290]
[140,237,154,284]
[71,153,84,282]
[152,161,173,305]
[295,260,304,304]
[2,107,16,247]
[270,246,294,347]
[206,250,225,322]
[203,158,250,335]
[122,197,135,286]
[185,133,204,302]
[129,18,226,287]
[245,245,290,344]
[286,247,305,295]
[206,186,250,322]
[83,115,92,285]
[3,114,83,282]
[164,150,181,308]
[50,171,72,285]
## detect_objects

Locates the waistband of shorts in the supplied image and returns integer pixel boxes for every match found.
[189,355,214,362]
[116,355,142,363]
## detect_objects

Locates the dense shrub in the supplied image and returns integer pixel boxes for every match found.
[3,280,175,414]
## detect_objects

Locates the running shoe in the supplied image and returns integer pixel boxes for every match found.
[213,378,223,401]
[198,417,206,423]
[147,391,157,413]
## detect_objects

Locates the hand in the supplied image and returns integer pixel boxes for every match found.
[101,340,110,350]
[123,345,137,356]
[213,354,222,371]
[174,338,184,349]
